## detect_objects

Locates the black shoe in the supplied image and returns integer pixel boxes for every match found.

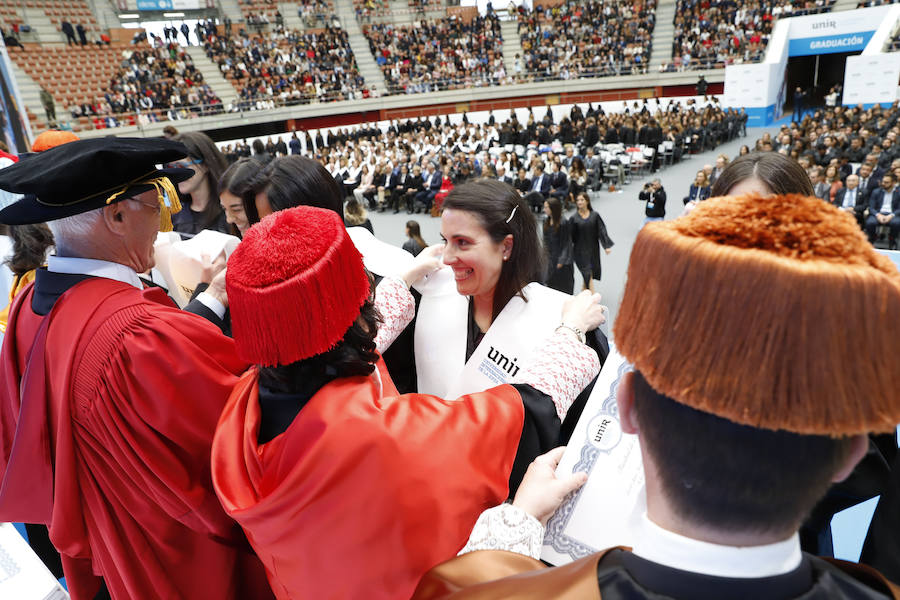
[393,209,399,214]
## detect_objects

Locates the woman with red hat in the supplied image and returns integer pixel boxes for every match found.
[211,205,606,599]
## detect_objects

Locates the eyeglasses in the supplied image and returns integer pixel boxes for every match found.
[164,158,203,169]
[129,197,161,214]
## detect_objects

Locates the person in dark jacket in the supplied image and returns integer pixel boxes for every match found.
[541,197,573,293]
[61,21,77,45]
[640,179,666,223]
[402,220,427,256]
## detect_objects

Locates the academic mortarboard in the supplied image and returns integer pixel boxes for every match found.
[0,137,194,229]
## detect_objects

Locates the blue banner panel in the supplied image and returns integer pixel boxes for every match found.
[788,31,875,56]
[744,105,776,128]
[136,0,174,10]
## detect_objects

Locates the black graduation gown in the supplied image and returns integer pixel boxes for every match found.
[543,220,574,294]
[570,211,614,281]
[596,549,899,599]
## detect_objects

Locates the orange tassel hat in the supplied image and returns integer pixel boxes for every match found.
[614,193,900,436]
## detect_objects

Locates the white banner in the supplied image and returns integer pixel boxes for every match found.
[844,54,900,106]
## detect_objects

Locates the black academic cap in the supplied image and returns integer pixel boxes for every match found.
[0,137,194,225]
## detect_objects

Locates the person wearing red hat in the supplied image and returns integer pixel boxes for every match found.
[211,205,607,600]
[0,138,274,600]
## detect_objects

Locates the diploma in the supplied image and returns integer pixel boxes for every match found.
[541,345,646,566]
[0,524,69,599]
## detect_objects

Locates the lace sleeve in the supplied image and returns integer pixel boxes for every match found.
[512,331,600,421]
[458,504,544,560]
[373,277,415,354]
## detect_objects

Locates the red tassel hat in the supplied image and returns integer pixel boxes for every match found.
[226,206,370,367]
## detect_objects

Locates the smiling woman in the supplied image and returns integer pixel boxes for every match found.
[413,179,610,459]
[440,179,542,331]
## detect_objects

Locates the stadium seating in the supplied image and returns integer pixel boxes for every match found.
[204,26,367,107]
[363,14,505,94]
[671,0,835,70]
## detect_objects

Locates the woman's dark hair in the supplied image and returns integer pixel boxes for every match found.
[6,223,54,277]
[217,157,268,227]
[570,156,585,173]
[406,220,426,249]
[258,297,381,396]
[443,178,544,320]
[543,197,562,232]
[248,156,343,225]
[174,132,228,230]
[575,191,593,212]
[710,152,814,197]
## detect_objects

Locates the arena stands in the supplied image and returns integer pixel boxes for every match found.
[362,14,506,94]
[517,0,656,80]
[671,0,835,71]
[204,26,367,107]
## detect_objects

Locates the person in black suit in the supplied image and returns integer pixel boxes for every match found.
[548,162,568,203]
[856,163,881,197]
[400,165,423,214]
[524,163,551,212]
[413,164,441,214]
[865,174,900,248]
[495,166,513,185]
[61,21,77,45]
[388,164,410,213]
[832,174,866,229]
[513,168,531,196]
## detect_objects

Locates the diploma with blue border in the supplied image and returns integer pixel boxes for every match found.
[541,345,647,566]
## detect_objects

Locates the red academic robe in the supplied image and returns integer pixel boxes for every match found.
[211,364,527,600]
[0,277,273,600]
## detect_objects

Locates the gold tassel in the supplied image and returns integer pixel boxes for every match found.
[146,176,183,232]
[104,176,183,232]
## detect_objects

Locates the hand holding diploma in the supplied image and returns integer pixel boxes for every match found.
[513,447,588,526]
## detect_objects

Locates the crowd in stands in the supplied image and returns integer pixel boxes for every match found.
[217,99,745,217]
[516,0,656,80]
[857,0,897,6]
[298,0,333,27]
[204,26,370,108]
[667,0,835,71]
[65,42,222,126]
[363,14,507,93]
[753,101,900,248]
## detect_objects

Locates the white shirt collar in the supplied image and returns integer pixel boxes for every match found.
[631,513,802,579]
[47,256,143,290]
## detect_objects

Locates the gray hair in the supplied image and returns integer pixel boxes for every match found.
[47,208,104,251]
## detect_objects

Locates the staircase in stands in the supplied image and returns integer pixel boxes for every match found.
[648,0,677,74]
[333,0,388,94]
[499,16,522,81]
[183,46,239,109]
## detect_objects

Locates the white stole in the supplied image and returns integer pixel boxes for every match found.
[415,274,569,398]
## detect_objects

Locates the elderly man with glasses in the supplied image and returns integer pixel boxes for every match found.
[0,138,273,600]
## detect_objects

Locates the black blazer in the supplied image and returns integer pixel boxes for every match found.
[832,187,866,213]
[868,188,900,217]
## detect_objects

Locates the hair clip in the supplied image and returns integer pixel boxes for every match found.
[505,205,518,224]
